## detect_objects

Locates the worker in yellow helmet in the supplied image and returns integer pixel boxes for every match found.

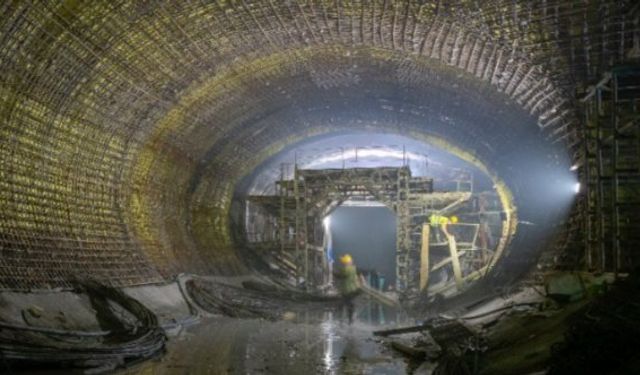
[334,253,361,324]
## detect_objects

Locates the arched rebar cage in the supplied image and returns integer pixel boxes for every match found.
[0,1,638,290]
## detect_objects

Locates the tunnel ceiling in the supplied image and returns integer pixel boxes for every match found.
[238,133,495,196]
[0,0,638,290]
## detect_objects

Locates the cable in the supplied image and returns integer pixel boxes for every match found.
[0,321,110,337]
[0,279,166,372]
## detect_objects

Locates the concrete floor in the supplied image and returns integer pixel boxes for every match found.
[123,301,411,374]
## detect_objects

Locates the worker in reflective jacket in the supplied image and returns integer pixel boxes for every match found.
[429,214,458,240]
[334,254,361,324]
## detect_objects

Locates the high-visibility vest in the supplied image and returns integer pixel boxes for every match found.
[429,215,458,225]
[429,214,449,226]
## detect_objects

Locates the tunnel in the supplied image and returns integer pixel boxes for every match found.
[0,1,639,374]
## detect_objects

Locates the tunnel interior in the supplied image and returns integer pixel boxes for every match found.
[1,1,639,374]
[1,1,579,290]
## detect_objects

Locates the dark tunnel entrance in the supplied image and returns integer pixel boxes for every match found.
[327,205,398,289]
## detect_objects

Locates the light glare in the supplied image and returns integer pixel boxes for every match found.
[306,148,433,168]
[323,216,331,227]
[573,182,581,194]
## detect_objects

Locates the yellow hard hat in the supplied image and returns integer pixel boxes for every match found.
[450,215,459,224]
[340,254,353,265]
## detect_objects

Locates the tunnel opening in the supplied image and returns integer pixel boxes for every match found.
[237,132,518,300]
[326,204,398,290]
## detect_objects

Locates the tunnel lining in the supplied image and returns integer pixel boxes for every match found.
[2,0,633,289]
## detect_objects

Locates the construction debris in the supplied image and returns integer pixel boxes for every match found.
[374,316,482,375]
[370,273,630,374]
[547,273,640,375]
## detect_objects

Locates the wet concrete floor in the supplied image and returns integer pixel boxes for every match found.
[123,301,413,374]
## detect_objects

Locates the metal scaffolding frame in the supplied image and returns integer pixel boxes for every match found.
[246,164,505,298]
[581,64,640,273]
[249,166,434,291]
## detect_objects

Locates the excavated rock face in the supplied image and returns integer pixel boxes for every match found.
[0,1,636,289]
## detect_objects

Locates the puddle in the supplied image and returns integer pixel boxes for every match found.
[122,299,412,374]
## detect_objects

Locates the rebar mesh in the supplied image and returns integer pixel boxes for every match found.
[0,0,637,289]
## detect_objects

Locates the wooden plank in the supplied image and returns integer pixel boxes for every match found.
[360,282,399,307]
[420,224,430,291]
[436,194,471,215]
[373,323,429,337]
[448,234,463,290]
[428,266,488,295]
[431,250,468,271]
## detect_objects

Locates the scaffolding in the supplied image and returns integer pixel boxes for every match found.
[247,166,432,291]
[245,164,505,298]
[581,64,640,273]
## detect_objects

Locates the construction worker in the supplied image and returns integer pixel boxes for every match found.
[429,214,459,239]
[429,214,458,226]
[334,254,361,324]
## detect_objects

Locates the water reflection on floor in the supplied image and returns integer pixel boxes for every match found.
[123,300,410,374]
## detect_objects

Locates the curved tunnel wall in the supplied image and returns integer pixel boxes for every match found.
[0,1,635,289]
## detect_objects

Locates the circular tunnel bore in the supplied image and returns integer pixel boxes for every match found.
[5,1,638,373]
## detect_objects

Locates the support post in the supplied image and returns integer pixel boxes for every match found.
[446,232,463,290]
[420,224,430,291]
